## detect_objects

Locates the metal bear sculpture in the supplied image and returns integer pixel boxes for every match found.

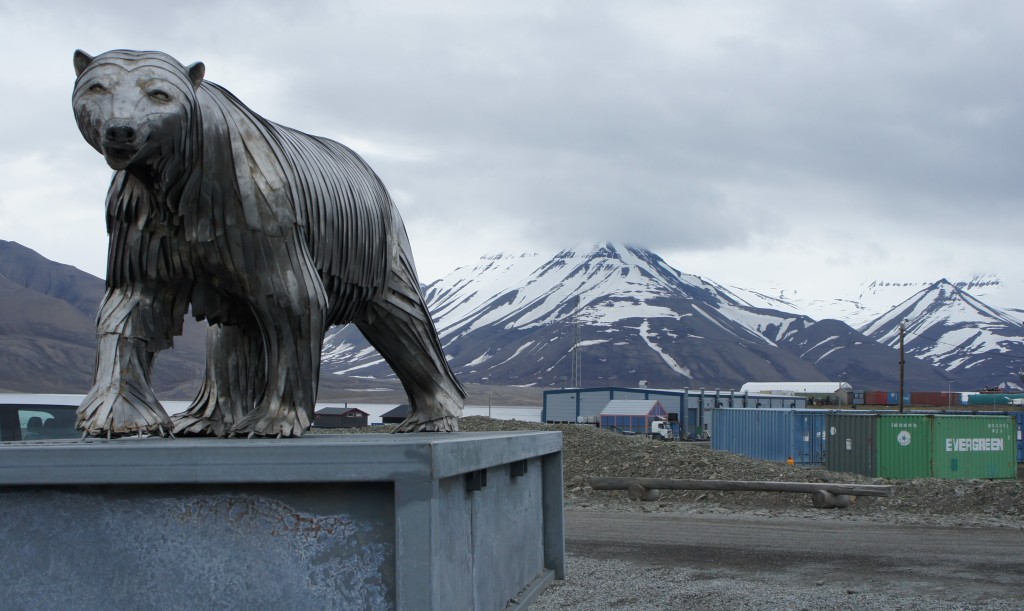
[72,49,465,437]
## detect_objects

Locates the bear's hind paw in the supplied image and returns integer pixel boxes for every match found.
[393,414,459,433]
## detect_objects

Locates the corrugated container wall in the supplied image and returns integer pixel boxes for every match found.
[711,409,828,465]
[826,413,877,476]
[1015,412,1024,463]
[910,392,957,408]
[876,415,933,479]
[864,391,888,405]
[932,415,1016,479]
[792,410,829,463]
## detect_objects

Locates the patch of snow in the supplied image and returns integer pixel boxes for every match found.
[466,351,492,367]
[636,320,692,379]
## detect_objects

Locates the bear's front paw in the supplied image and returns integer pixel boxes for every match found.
[77,390,173,438]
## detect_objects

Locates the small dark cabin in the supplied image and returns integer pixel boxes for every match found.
[313,406,369,428]
[381,404,410,425]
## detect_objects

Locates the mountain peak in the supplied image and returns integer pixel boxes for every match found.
[861,277,1024,389]
[327,243,843,388]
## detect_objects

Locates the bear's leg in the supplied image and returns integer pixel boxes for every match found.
[357,251,465,433]
[77,285,177,437]
[172,323,264,437]
[229,243,328,438]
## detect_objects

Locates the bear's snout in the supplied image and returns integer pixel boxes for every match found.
[101,120,141,170]
[104,121,137,144]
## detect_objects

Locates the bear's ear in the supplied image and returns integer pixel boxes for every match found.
[74,49,93,77]
[187,62,205,90]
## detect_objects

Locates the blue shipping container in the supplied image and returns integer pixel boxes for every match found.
[886,392,912,405]
[711,408,829,465]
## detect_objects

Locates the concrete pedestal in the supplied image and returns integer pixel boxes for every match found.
[0,431,564,610]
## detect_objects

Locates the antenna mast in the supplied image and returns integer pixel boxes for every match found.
[571,294,582,388]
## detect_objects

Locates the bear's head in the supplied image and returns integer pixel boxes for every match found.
[72,50,205,172]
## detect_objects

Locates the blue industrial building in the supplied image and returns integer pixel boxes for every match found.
[542,386,807,438]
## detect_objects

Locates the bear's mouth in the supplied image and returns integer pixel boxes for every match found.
[102,145,138,170]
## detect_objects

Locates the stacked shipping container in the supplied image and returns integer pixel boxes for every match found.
[824,413,1016,479]
[861,391,961,407]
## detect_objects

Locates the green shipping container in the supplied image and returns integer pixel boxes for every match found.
[932,415,1016,479]
[827,413,1018,480]
[876,415,933,479]
[825,413,877,476]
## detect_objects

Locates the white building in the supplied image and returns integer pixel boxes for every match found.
[739,382,853,405]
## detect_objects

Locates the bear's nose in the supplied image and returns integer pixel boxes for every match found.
[104,123,136,143]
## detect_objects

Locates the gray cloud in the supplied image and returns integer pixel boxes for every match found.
[2,0,1023,300]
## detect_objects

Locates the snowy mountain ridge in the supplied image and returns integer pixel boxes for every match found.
[858,279,1024,388]
[321,243,968,390]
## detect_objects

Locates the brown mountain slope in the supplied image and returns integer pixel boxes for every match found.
[0,241,205,397]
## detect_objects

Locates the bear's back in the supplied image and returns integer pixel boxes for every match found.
[194,82,395,324]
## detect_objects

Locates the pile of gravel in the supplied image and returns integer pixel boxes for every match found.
[321,416,1024,524]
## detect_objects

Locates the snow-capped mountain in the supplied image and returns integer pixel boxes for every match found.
[860,279,1024,390]
[731,274,1015,329]
[321,243,954,390]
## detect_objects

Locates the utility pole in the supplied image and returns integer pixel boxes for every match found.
[899,321,905,414]
[571,293,582,388]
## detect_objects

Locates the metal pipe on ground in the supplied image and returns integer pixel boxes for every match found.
[588,477,893,510]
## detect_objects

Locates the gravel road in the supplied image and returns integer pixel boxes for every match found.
[529,509,1024,610]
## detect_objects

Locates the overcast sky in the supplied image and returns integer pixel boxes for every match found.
[2,1,1022,306]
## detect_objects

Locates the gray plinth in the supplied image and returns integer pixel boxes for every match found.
[0,432,564,610]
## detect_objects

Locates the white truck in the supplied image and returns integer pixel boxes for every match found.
[649,420,675,441]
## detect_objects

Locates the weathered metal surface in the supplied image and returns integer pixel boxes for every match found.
[0,484,395,609]
[71,49,464,438]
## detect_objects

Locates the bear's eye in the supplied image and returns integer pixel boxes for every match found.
[148,89,172,102]
[88,83,106,93]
